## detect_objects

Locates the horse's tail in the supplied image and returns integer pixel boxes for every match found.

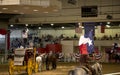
[68,70,75,75]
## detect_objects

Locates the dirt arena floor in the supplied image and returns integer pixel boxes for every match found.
[0,62,120,75]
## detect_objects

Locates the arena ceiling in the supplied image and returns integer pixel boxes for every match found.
[0,0,120,28]
[8,21,120,30]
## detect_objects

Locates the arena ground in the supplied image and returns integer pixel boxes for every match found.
[0,62,120,75]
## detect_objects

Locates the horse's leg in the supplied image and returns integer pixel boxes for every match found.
[45,60,48,70]
[38,62,41,71]
[46,61,49,70]
[117,55,120,63]
[109,54,112,62]
[39,61,42,72]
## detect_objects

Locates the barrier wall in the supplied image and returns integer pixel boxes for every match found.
[37,44,62,53]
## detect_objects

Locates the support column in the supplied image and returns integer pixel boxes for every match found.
[5,34,8,62]
[0,20,9,63]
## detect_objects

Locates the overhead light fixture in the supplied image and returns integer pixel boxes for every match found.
[107,22,110,24]
[2,8,8,10]
[10,25,13,27]
[61,26,64,29]
[25,24,28,26]
[51,23,54,26]
[33,9,39,12]
[38,27,41,29]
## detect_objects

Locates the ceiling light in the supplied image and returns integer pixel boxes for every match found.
[10,25,13,27]
[107,22,110,24]
[26,24,28,26]
[2,8,8,10]
[33,9,39,12]
[51,23,54,26]
[38,27,41,29]
[61,26,64,29]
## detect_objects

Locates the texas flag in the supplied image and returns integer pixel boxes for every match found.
[79,35,90,54]
[79,33,93,54]
[79,23,94,54]
[86,30,94,54]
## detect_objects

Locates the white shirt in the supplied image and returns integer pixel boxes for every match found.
[22,28,29,38]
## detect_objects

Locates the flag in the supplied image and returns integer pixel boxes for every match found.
[98,25,105,33]
[84,22,95,54]
[84,22,95,36]
[78,31,94,54]
[78,22,95,54]
[79,35,90,54]
[86,30,94,54]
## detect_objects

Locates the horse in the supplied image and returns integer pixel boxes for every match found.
[107,48,120,63]
[45,52,58,70]
[68,62,102,75]
[36,53,46,71]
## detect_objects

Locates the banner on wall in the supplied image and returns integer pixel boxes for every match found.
[97,25,105,33]
[0,29,7,35]
[75,23,82,33]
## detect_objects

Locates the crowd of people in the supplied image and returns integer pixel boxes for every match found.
[94,33,120,40]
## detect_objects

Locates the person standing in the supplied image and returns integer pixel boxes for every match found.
[22,27,29,48]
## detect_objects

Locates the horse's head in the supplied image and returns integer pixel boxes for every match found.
[92,62,102,75]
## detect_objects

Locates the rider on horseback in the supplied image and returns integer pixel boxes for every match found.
[79,54,96,75]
